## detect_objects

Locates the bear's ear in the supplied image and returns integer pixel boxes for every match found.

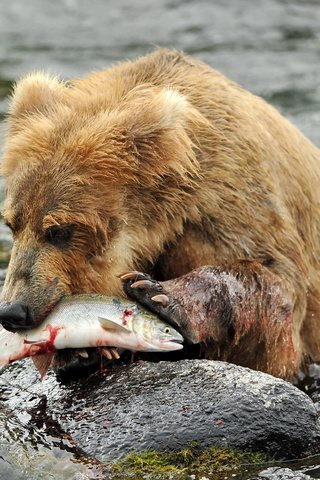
[120,87,193,136]
[9,72,66,120]
[113,87,207,185]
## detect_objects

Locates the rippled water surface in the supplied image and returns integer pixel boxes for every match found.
[1,0,320,478]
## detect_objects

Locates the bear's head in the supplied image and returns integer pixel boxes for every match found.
[0,71,202,331]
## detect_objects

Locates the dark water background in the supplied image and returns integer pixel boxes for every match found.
[1,0,320,478]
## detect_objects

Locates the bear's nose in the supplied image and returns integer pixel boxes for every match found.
[0,301,35,332]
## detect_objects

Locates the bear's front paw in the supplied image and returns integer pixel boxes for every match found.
[120,271,170,313]
[120,271,189,338]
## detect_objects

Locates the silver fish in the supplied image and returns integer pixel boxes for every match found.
[0,294,184,377]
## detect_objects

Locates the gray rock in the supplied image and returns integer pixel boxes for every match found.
[256,467,313,479]
[44,360,320,460]
[1,358,320,467]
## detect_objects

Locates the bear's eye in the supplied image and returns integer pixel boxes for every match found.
[45,225,75,248]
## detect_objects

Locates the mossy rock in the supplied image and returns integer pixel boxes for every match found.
[109,442,267,479]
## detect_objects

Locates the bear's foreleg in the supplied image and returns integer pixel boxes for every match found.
[121,260,298,378]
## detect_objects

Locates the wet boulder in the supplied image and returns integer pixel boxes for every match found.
[45,359,320,460]
[1,358,320,470]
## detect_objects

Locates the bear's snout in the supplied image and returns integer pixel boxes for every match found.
[0,301,35,332]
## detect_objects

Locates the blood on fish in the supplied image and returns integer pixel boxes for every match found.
[8,325,64,364]
[45,325,63,349]
[122,308,133,325]
[28,325,63,355]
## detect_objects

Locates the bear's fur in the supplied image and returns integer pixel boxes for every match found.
[1,49,320,378]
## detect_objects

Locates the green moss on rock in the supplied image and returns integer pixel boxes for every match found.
[109,442,267,479]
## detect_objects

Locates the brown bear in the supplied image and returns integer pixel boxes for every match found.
[0,49,319,379]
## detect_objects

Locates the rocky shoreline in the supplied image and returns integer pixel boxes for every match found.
[0,358,320,479]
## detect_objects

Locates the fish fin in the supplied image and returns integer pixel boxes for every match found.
[32,352,55,380]
[98,317,130,332]
[24,339,47,345]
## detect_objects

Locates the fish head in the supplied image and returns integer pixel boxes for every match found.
[141,315,184,351]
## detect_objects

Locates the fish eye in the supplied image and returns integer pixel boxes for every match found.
[163,327,171,334]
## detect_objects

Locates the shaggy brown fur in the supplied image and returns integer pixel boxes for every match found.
[1,49,320,378]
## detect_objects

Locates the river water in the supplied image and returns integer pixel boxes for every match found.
[0,0,320,478]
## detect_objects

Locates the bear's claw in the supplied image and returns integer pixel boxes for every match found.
[99,347,120,360]
[121,272,165,305]
[130,279,158,289]
[151,294,170,306]
[118,271,150,281]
